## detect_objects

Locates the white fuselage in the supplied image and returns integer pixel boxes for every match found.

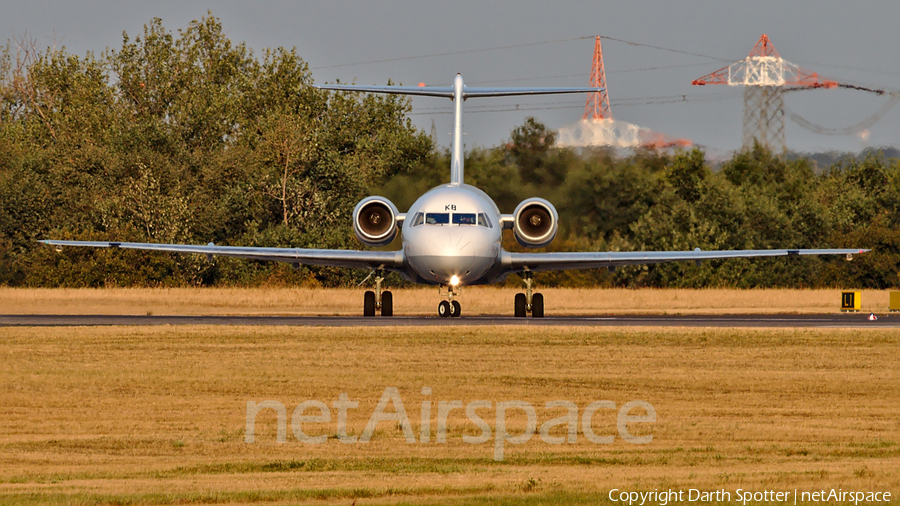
[402,183,504,286]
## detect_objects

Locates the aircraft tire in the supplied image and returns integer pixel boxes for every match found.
[381,291,393,316]
[438,300,451,317]
[450,300,461,317]
[532,293,544,318]
[364,291,376,317]
[514,293,527,318]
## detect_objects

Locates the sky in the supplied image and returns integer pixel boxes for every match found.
[3,0,900,155]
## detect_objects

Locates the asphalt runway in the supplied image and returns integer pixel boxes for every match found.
[0,313,896,327]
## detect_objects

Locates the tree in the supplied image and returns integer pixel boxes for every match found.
[507,116,557,185]
[0,13,432,287]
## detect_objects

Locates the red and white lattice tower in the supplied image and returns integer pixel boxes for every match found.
[558,36,691,149]
[692,34,836,153]
[583,36,612,120]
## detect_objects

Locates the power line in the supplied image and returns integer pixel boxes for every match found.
[311,35,732,71]
[787,92,900,135]
[469,73,587,86]
[468,62,715,86]
[599,36,732,63]
[611,62,716,74]
[407,93,734,116]
[310,35,595,70]
[410,92,733,110]
[793,60,900,77]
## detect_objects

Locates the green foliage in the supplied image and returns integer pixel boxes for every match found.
[0,13,430,287]
[1,17,897,289]
[377,117,899,289]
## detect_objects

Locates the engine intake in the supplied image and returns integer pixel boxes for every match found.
[353,196,400,247]
[513,198,558,248]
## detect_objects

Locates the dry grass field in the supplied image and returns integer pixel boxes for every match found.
[0,287,891,316]
[0,325,897,505]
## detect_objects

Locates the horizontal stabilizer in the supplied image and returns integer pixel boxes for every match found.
[313,84,603,99]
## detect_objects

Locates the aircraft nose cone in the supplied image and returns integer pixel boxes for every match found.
[407,228,477,258]
[406,228,495,284]
[436,231,476,257]
[426,257,471,282]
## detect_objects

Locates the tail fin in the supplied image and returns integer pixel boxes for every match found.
[314,75,602,185]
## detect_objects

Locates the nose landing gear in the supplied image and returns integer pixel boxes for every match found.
[438,284,461,317]
[514,271,544,318]
[363,270,393,317]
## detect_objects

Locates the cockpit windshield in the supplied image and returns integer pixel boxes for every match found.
[452,213,476,225]
[417,211,493,227]
[425,213,450,225]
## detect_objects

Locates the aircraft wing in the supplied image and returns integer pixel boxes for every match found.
[39,240,404,270]
[507,248,868,273]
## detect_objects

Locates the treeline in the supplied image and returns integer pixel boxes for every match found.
[1,15,898,289]
[379,119,900,289]
[0,15,431,287]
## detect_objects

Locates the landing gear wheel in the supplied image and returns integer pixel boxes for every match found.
[532,292,544,318]
[514,293,527,318]
[438,300,451,318]
[364,290,376,317]
[381,291,393,317]
[450,300,461,318]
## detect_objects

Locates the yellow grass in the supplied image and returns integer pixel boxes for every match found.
[0,287,891,315]
[0,325,897,504]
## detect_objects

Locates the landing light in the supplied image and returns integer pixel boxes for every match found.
[450,275,460,286]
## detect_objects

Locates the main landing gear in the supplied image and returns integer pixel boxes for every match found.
[438,284,462,318]
[363,270,393,317]
[514,271,544,318]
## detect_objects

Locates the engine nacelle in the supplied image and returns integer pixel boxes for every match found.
[353,196,400,247]
[512,198,558,248]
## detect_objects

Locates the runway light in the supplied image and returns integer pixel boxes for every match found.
[450,275,460,286]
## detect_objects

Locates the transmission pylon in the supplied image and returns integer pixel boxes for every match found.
[692,34,836,153]
[583,36,611,120]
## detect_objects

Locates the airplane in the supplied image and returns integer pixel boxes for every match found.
[41,74,867,318]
